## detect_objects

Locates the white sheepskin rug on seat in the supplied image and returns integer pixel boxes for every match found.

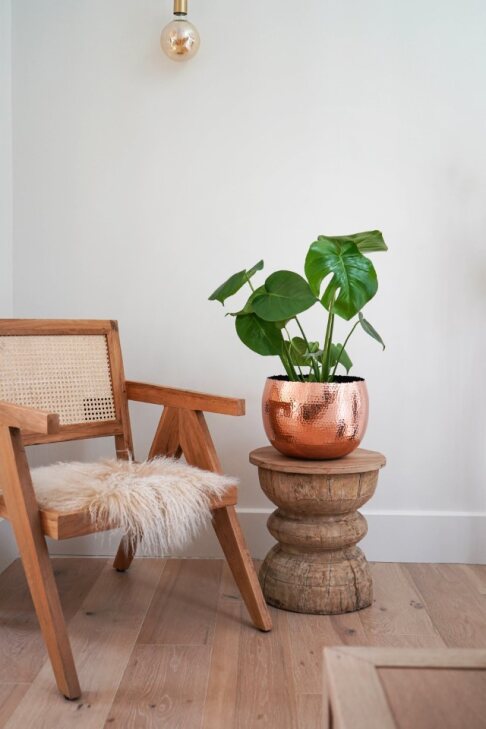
[29,458,235,555]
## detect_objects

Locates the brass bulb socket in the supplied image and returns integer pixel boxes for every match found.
[173,0,188,16]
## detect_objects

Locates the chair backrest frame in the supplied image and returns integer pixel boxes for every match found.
[0,319,133,459]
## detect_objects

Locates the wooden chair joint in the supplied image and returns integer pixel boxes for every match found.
[0,402,60,435]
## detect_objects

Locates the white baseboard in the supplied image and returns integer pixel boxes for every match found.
[1,510,486,566]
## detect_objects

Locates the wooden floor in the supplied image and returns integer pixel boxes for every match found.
[0,559,485,728]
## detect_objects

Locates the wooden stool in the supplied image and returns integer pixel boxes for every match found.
[250,446,386,614]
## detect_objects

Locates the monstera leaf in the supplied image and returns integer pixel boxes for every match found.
[329,230,388,254]
[359,312,385,349]
[227,286,290,331]
[283,337,320,366]
[227,285,266,316]
[252,271,317,322]
[329,343,353,373]
[209,260,264,305]
[235,313,283,356]
[305,239,378,320]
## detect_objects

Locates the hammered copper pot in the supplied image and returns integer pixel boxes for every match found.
[262,376,369,460]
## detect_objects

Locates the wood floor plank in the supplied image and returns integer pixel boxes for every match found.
[288,563,445,697]
[138,559,223,646]
[287,610,368,694]
[219,560,243,603]
[4,559,165,729]
[201,564,242,729]
[0,684,30,727]
[0,557,106,682]
[296,694,322,729]
[459,565,486,597]
[405,563,486,648]
[1,559,485,727]
[104,644,211,728]
[235,608,299,729]
[359,563,443,639]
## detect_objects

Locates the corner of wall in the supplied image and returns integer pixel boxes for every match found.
[0,0,15,574]
[0,0,13,317]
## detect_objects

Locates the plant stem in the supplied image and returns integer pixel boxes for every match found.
[280,344,297,381]
[330,319,359,379]
[294,316,309,344]
[321,304,335,382]
[294,317,320,381]
[245,276,255,293]
[284,325,304,380]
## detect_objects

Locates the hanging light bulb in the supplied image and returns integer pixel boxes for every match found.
[160,0,200,62]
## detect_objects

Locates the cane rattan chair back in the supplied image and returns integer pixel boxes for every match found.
[0,320,132,457]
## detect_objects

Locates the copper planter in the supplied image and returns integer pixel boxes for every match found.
[262,376,369,460]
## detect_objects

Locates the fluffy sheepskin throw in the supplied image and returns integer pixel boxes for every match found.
[29,458,235,555]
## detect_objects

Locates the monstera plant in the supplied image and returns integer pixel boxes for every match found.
[209,230,387,383]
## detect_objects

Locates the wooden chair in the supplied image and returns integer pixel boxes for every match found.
[0,319,271,700]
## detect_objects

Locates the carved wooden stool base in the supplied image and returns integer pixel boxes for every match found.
[250,447,386,615]
[260,544,372,614]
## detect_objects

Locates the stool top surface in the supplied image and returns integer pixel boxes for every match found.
[249,446,386,474]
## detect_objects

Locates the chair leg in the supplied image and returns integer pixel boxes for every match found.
[17,527,81,699]
[212,505,272,632]
[0,427,81,699]
[177,410,272,632]
[113,534,137,572]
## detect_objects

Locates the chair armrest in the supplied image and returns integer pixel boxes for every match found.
[0,401,60,434]
[126,381,245,416]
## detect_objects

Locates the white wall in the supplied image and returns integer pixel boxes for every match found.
[0,0,16,573]
[5,0,486,561]
[0,0,12,316]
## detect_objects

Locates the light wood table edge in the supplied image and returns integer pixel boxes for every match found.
[323,647,486,729]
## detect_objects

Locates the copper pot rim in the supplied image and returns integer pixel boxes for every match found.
[266,375,366,386]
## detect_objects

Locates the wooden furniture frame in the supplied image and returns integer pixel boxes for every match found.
[0,319,271,700]
[323,647,486,729]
